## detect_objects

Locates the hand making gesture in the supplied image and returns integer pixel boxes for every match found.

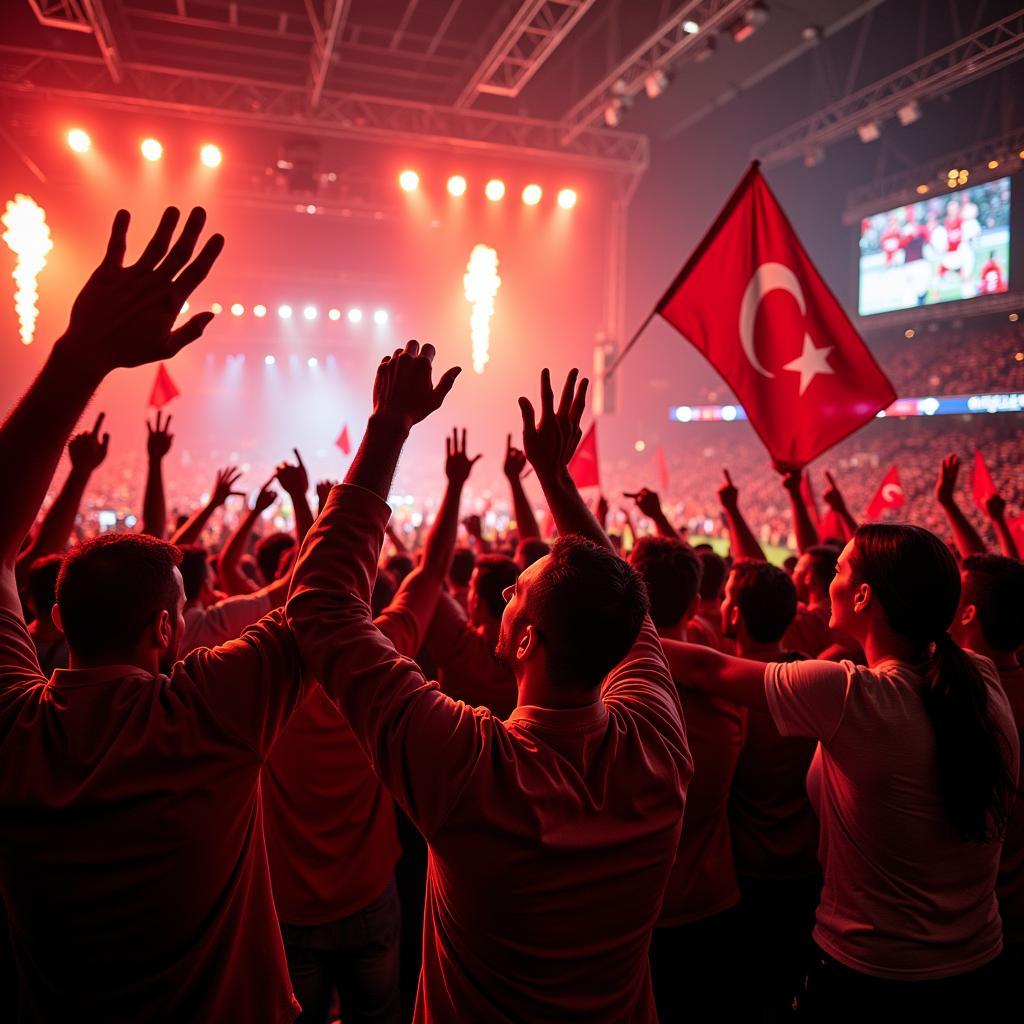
[518,368,588,480]
[68,412,110,474]
[146,411,174,460]
[446,429,482,487]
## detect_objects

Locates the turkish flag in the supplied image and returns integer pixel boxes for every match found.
[864,465,906,521]
[335,424,352,456]
[972,449,997,514]
[655,445,670,491]
[657,163,896,467]
[568,423,600,489]
[148,364,180,409]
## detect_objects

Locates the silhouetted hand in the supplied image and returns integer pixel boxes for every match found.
[822,471,849,514]
[59,207,224,375]
[935,454,960,507]
[985,492,1007,520]
[596,494,609,525]
[462,514,483,540]
[68,412,109,472]
[623,487,664,519]
[446,428,481,487]
[717,469,739,511]
[518,368,588,481]
[775,462,803,495]
[146,411,174,459]
[372,340,461,430]
[503,433,527,481]
[275,448,308,497]
[210,466,244,507]
[253,478,277,514]
[316,480,337,513]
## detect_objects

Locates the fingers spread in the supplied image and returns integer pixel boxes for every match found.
[156,207,207,279]
[173,233,225,297]
[103,210,130,269]
[133,207,181,272]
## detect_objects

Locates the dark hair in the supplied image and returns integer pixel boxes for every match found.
[629,536,701,630]
[526,536,649,690]
[27,554,64,622]
[371,568,397,618]
[696,549,727,602]
[850,524,1016,842]
[473,555,520,621]
[449,547,476,588]
[255,532,295,584]
[56,534,182,660]
[177,545,209,603]
[385,553,414,585]
[729,559,798,643]
[782,554,798,576]
[515,538,550,571]
[961,554,1024,653]
[803,545,840,595]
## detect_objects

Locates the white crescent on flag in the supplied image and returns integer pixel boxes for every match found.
[881,483,903,503]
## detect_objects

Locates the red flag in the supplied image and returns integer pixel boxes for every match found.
[801,471,821,530]
[657,164,896,467]
[568,423,600,489]
[656,445,670,491]
[864,465,906,521]
[335,424,352,456]
[148,364,180,409]
[818,508,848,544]
[972,449,997,514]
[1008,515,1024,555]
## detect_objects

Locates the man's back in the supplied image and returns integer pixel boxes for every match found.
[0,607,307,1022]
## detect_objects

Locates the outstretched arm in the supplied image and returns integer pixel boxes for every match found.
[518,368,611,552]
[0,206,222,617]
[985,492,1020,561]
[935,454,986,558]
[219,479,276,595]
[718,469,766,561]
[822,471,858,539]
[779,466,819,554]
[623,487,680,540]
[275,448,314,546]
[169,465,244,546]
[142,410,173,538]
[504,433,540,541]
[660,638,770,712]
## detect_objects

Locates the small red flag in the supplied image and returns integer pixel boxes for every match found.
[657,164,896,467]
[1007,515,1024,555]
[801,471,821,530]
[335,424,352,456]
[972,449,998,514]
[148,364,180,409]
[864,465,906,521]
[656,445,670,491]
[568,423,600,489]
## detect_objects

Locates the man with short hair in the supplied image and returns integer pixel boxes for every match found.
[25,554,67,674]
[286,353,691,1021]
[783,544,845,657]
[688,548,731,652]
[0,208,310,1020]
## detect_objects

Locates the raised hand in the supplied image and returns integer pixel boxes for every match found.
[935,454,960,507]
[146,410,174,459]
[984,492,1007,520]
[445,428,481,487]
[59,207,224,376]
[67,412,110,473]
[717,469,739,510]
[518,368,588,480]
[462,513,484,540]
[275,448,309,497]
[316,479,337,513]
[253,478,277,514]
[822,471,849,513]
[373,340,461,430]
[623,487,664,520]
[596,493,609,525]
[503,433,528,481]
[775,461,803,494]
[210,466,244,507]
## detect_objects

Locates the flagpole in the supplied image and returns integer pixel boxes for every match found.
[603,307,658,380]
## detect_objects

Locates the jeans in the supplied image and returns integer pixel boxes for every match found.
[280,878,401,1024]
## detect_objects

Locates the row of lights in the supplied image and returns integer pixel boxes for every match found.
[397,170,577,209]
[66,129,223,167]
[912,153,1023,196]
[186,301,387,324]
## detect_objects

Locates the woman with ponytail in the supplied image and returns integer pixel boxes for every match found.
[662,523,1018,1021]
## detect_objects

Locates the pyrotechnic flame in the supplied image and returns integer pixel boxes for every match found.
[463,244,500,374]
[2,195,53,345]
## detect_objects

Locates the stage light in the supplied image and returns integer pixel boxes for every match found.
[210,302,223,315]
[447,175,467,197]
[988,159,1000,170]
[1015,351,1023,361]
[463,243,501,374]
[905,329,915,339]
[604,99,623,127]
[399,169,419,192]
[731,2,769,42]
[278,304,293,319]
[67,129,91,154]
[303,305,317,320]
[1010,313,1019,323]
[1,194,53,345]
[305,204,317,214]
[328,308,341,321]
[803,146,825,168]
[916,184,929,194]
[683,19,699,34]
[307,356,318,367]
[264,355,275,366]
[141,137,163,161]
[644,69,670,99]
[253,304,267,318]
[634,440,646,452]
[522,184,542,206]
[199,143,222,168]
[485,178,506,201]
[373,309,388,325]
[857,121,881,143]
[347,307,363,323]
[230,303,244,317]
[557,188,578,210]
[896,100,921,127]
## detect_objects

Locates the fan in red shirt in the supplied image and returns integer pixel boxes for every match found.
[0,208,314,1021]
[979,251,1007,294]
[286,351,692,1022]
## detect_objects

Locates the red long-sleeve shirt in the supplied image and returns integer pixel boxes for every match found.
[286,484,692,1022]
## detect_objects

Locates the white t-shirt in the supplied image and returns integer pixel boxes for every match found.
[764,654,1019,981]
[182,591,273,655]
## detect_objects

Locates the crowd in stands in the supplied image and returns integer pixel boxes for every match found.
[1,206,1022,1024]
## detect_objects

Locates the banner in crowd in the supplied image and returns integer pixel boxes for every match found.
[568,423,600,489]
[657,163,896,468]
[335,424,352,455]
[972,448,997,513]
[148,364,179,409]
[864,464,906,520]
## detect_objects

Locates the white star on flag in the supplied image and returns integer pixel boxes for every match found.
[783,334,834,396]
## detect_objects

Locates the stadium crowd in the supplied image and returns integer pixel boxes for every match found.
[1,207,1022,1024]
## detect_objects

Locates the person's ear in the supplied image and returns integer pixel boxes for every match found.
[153,609,173,651]
[517,623,539,663]
[728,604,740,632]
[960,604,977,628]
[852,582,872,615]
[51,604,63,633]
